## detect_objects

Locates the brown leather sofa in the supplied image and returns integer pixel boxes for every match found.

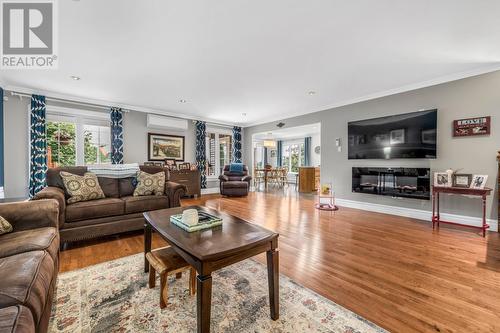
[33,165,186,245]
[0,199,60,333]
[219,165,252,196]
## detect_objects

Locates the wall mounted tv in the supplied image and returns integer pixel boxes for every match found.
[348,109,437,159]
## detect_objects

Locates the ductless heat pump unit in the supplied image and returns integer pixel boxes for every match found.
[146,114,188,131]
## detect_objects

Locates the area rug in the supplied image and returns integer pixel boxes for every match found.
[49,254,386,333]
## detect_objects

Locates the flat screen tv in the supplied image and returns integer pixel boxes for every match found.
[348,109,437,159]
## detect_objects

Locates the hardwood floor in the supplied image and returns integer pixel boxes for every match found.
[60,190,500,333]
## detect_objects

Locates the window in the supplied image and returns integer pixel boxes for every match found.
[83,124,111,164]
[47,121,77,167]
[46,107,111,167]
[281,142,304,173]
[205,129,232,177]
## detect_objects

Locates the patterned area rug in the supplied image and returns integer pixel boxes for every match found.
[49,254,386,333]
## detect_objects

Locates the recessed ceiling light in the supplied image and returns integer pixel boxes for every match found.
[70,75,81,81]
[308,91,316,95]
[179,99,187,103]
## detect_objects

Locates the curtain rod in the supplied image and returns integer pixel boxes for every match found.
[191,120,235,129]
[9,90,238,128]
[9,91,128,112]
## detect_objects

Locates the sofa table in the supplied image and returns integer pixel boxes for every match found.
[144,206,279,333]
[432,186,493,237]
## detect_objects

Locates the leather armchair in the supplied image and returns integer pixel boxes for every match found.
[219,165,252,196]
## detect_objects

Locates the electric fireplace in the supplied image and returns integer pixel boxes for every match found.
[352,167,431,200]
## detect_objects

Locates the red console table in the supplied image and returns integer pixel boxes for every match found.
[432,186,492,237]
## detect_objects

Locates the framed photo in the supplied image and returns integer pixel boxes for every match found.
[148,133,185,161]
[390,129,405,144]
[165,159,176,166]
[453,174,472,188]
[434,172,451,187]
[470,175,488,189]
[178,162,191,170]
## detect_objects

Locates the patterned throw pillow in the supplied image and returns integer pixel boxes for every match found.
[0,216,13,235]
[60,171,106,204]
[133,171,165,196]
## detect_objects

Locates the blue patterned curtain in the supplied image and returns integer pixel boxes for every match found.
[29,94,47,198]
[304,136,311,166]
[276,140,282,167]
[110,108,124,164]
[232,126,242,163]
[195,121,207,189]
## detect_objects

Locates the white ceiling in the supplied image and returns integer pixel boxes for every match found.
[2,0,500,127]
[253,123,320,141]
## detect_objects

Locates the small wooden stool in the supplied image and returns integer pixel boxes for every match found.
[146,246,196,309]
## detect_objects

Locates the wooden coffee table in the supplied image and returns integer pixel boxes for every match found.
[143,205,279,333]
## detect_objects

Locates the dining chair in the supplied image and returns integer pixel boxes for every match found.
[267,168,280,187]
[279,168,289,187]
[254,169,265,188]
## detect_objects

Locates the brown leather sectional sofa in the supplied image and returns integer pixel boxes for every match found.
[0,199,60,333]
[33,165,186,245]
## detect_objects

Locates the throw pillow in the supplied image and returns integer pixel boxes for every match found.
[133,171,165,196]
[0,216,13,235]
[60,171,106,204]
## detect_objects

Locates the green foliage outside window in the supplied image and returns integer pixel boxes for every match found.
[46,122,76,167]
[46,121,110,167]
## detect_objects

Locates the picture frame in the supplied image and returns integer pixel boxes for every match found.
[470,175,488,189]
[178,162,191,170]
[148,133,185,161]
[434,172,451,187]
[164,159,176,167]
[452,174,472,188]
[390,129,405,144]
[453,116,490,137]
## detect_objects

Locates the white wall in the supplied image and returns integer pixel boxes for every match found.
[310,132,321,167]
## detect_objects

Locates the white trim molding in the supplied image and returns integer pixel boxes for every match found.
[201,187,220,195]
[335,198,498,232]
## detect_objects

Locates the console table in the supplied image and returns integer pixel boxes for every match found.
[169,170,201,198]
[432,186,492,237]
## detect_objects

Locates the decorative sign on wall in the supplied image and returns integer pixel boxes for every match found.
[453,116,491,137]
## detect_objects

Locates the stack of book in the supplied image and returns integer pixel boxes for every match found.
[170,211,223,232]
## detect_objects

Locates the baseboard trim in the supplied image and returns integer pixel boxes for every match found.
[335,198,498,232]
[201,187,220,195]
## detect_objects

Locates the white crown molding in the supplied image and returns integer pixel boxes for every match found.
[335,198,498,232]
[3,84,238,127]
[244,63,500,127]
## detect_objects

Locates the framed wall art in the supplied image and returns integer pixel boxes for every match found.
[453,116,490,137]
[148,133,185,161]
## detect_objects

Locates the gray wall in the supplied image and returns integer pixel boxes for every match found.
[243,70,500,224]
[2,97,215,197]
[122,111,196,164]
